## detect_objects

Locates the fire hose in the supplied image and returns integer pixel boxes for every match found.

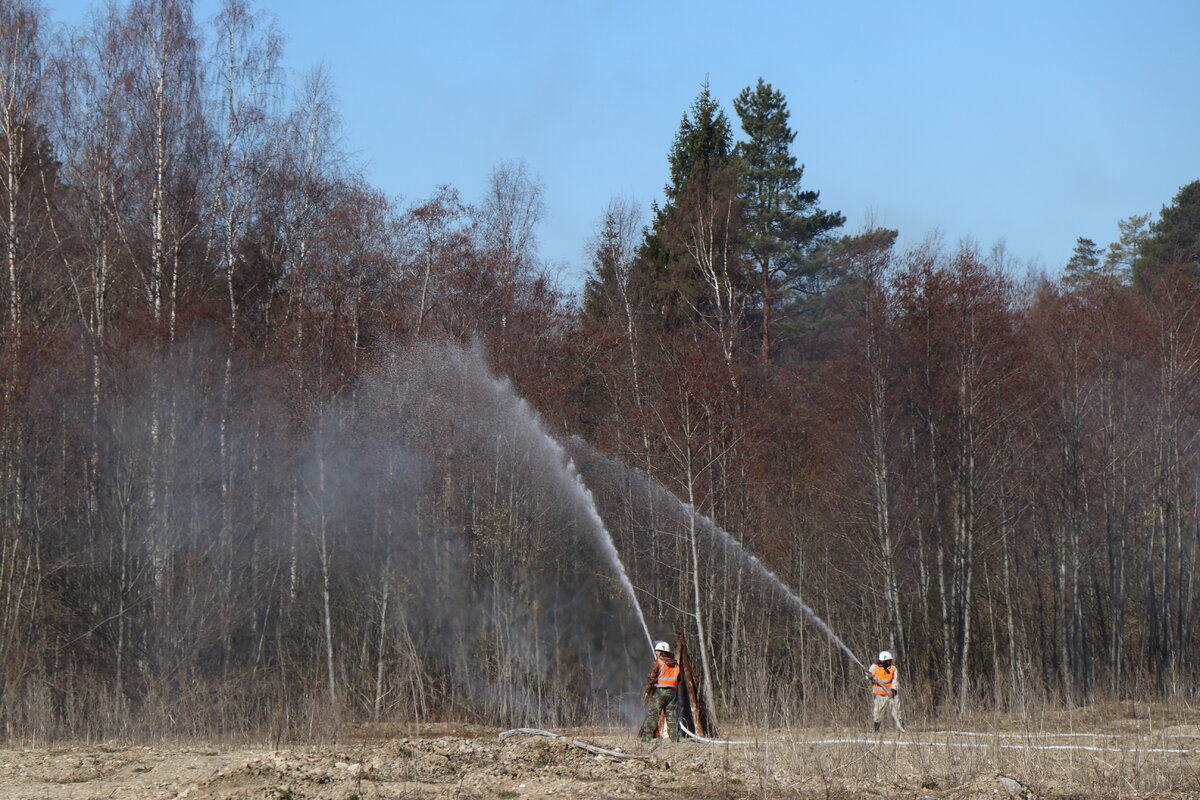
[679,721,758,745]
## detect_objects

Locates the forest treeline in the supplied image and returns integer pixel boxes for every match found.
[2,0,1200,739]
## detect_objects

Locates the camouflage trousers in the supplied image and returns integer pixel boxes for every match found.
[638,687,679,741]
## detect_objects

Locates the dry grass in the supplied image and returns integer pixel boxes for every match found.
[3,711,1200,799]
[4,699,1200,798]
[730,700,1200,799]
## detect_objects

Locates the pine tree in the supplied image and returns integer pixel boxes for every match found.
[1102,213,1150,284]
[733,78,844,361]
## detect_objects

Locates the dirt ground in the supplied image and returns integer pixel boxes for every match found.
[3,711,1200,799]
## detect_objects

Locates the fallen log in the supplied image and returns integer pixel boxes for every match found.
[498,728,651,761]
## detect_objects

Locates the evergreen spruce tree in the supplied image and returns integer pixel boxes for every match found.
[633,82,737,326]
[733,78,844,361]
[1134,180,1200,284]
[665,84,733,206]
[582,215,623,320]
[1063,236,1103,286]
[582,200,640,320]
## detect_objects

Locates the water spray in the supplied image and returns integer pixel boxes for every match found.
[561,455,654,652]
[686,506,868,673]
[568,437,869,672]
[500,397,652,652]
[387,344,656,661]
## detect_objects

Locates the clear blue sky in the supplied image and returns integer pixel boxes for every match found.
[47,0,1200,287]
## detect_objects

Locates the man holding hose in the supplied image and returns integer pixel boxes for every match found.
[639,641,681,742]
[868,650,905,732]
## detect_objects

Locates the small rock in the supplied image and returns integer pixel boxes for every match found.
[998,775,1024,797]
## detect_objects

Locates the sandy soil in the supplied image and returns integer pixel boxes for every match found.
[3,716,1199,799]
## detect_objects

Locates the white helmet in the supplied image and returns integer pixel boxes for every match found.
[878,650,893,661]
[654,640,672,654]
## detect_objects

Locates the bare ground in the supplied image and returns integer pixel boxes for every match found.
[3,709,1200,799]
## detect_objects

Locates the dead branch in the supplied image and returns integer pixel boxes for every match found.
[498,728,651,761]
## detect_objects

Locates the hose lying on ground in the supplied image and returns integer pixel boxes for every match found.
[679,722,759,745]
[499,728,651,761]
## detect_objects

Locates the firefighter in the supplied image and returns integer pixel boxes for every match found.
[638,640,681,742]
[867,650,905,732]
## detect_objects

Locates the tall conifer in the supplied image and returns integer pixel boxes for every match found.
[733,78,843,361]
[1134,180,1200,283]
[634,82,737,325]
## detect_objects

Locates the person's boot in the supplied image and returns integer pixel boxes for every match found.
[873,722,880,733]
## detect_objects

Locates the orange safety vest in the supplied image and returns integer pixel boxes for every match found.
[870,664,895,695]
[655,658,680,690]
